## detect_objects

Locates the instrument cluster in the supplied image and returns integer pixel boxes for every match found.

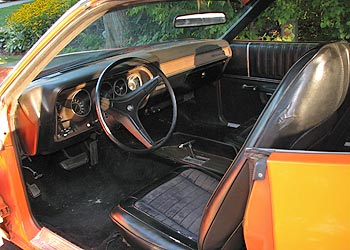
[100,66,153,99]
[55,66,153,141]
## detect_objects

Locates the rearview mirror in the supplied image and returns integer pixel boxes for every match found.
[174,12,226,28]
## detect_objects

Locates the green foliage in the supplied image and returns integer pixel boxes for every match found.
[237,0,350,42]
[0,0,78,54]
[308,0,350,40]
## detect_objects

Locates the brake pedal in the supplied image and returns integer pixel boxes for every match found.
[27,183,41,198]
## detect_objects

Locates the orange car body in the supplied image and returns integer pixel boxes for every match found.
[244,152,350,250]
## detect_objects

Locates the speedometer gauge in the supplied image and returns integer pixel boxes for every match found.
[71,89,91,117]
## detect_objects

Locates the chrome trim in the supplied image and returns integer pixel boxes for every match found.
[247,42,251,77]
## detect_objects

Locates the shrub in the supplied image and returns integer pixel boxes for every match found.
[0,0,78,54]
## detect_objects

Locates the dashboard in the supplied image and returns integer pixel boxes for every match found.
[15,39,231,155]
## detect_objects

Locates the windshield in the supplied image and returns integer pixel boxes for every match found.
[41,0,247,74]
[63,0,246,52]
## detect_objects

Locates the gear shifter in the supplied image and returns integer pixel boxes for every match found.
[178,140,196,158]
[178,140,209,166]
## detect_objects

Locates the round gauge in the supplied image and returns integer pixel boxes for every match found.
[71,89,92,117]
[127,73,142,91]
[114,78,128,96]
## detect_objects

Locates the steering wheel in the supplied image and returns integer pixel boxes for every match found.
[95,57,177,153]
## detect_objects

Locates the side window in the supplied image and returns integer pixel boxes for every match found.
[60,18,106,54]
[236,1,350,42]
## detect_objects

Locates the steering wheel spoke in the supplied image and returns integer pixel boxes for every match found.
[106,105,153,148]
[116,113,154,148]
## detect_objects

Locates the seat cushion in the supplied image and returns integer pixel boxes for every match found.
[135,168,218,240]
[111,168,219,249]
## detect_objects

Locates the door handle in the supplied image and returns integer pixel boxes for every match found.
[242,84,257,91]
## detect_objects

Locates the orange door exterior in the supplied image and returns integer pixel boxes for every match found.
[244,151,350,250]
[0,109,40,249]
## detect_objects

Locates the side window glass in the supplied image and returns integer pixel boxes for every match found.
[61,19,106,54]
[236,1,350,42]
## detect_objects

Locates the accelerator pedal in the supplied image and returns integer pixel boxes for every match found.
[87,139,98,166]
[60,150,89,170]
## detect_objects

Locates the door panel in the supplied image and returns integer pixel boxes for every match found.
[244,151,350,250]
[221,42,319,124]
[226,41,319,79]
[248,42,318,79]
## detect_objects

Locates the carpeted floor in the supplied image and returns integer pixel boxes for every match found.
[24,135,176,249]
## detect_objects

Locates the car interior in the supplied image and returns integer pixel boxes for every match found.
[11,2,350,249]
[15,39,350,250]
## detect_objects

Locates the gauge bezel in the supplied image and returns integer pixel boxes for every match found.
[71,89,92,117]
[113,77,128,97]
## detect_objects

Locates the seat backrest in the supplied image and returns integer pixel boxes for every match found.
[256,41,350,149]
[198,41,350,250]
